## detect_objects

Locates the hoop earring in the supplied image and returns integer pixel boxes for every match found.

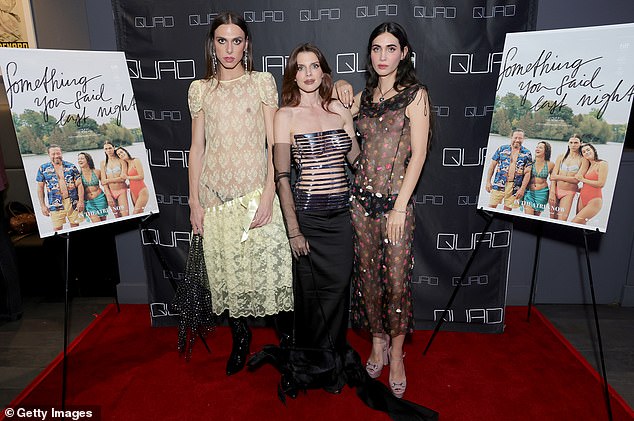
[212,50,218,74]
[243,52,248,70]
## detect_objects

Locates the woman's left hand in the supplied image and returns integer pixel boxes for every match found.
[251,189,274,228]
[386,209,406,245]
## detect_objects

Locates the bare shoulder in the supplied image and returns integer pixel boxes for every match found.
[412,85,429,104]
[275,106,293,122]
[406,85,430,118]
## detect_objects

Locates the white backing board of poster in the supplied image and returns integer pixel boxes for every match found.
[478,23,634,233]
[0,48,159,238]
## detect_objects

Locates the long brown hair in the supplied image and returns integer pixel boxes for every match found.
[281,43,333,110]
[204,11,253,79]
[563,133,582,161]
[103,140,116,165]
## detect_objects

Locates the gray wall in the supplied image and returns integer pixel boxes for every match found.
[3,0,634,305]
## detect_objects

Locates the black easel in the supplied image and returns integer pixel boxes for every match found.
[526,221,543,321]
[582,229,613,421]
[58,221,125,409]
[423,209,495,355]
[138,214,211,354]
[60,232,70,411]
[524,225,613,421]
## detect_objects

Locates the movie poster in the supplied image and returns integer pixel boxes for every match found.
[0,0,37,48]
[478,23,634,232]
[0,48,159,237]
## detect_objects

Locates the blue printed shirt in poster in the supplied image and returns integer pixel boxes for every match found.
[491,144,532,192]
[36,161,81,211]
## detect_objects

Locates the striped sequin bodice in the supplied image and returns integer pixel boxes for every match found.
[292,129,352,211]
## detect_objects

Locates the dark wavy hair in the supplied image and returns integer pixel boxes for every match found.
[537,141,552,161]
[581,143,600,161]
[204,11,253,79]
[364,22,420,93]
[281,43,333,110]
[78,152,95,170]
[115,146,134,160]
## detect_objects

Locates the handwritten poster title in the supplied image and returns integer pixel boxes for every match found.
[498,47,634,119]
[3,61,135,126]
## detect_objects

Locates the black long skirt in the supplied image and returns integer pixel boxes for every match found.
[290,207,353,391]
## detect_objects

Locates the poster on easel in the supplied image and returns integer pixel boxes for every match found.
[0,48,159,237]
[0,0,37,48]
[478,23,634,233]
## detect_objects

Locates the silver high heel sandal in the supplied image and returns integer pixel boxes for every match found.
[389,347,406,398]
[365,334,390,378]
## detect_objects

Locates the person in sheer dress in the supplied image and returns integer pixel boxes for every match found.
[187,11,292,377]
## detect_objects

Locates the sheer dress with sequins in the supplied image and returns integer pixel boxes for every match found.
[350,84,423,336]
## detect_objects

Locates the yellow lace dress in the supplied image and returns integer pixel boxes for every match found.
[188,72,293,317]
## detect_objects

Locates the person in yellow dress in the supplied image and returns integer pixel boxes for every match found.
[187,11,292,376]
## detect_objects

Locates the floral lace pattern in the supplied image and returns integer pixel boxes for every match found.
[188,72,278,207]
[203,189,293,317]
[189,72,293,317]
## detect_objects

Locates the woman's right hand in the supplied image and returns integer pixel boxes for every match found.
[334,80,354,108]
[289,234,310,259]
[190,201,205,235]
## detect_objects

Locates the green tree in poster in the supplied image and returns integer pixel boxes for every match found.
[491,107,512,135]
[19,109,58,139]
[533,108,570,141]
[576,113,614,144]
[16,126,45,155]
[611,124,627,143]
[499,93,533,126]
[99,120,133,146]
[549,104,574,125]
[130,128,144,143]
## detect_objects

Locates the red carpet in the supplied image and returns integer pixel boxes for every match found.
[3,305,633,421]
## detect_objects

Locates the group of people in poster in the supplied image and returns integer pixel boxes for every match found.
[36,142,149,232]
[485,130,608,225]
[186,11,436,419]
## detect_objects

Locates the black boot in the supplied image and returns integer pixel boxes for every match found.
[226,317,252,376]
[274,311,294,349]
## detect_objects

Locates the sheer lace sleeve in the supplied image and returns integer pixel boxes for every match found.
[258,72,279,109]
[188,80,203,119]
[273,143,300,238]
[347,137,361,171]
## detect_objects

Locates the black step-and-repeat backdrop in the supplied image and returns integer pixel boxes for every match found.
[111,0,537,330]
